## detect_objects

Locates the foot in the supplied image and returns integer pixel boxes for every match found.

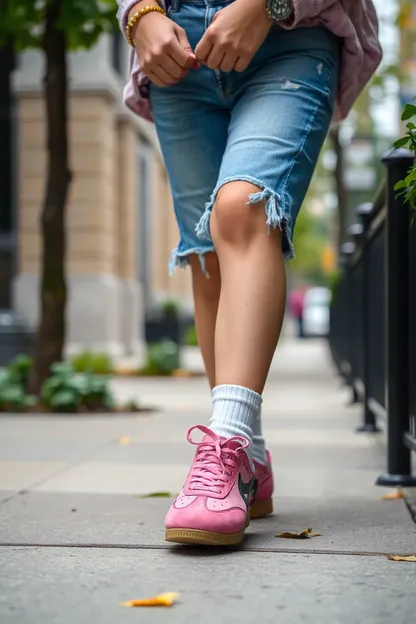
[251,450,274,519]
[165,425,255,546]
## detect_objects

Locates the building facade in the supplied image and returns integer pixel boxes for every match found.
[11,31,192,356]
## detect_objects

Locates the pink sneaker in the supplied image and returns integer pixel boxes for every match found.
[165,426,255,546]
[250,450,274,519]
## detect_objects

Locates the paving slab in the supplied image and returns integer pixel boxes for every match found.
[1,493,414,555]
[0,546,415,624]
[0,462,69,492]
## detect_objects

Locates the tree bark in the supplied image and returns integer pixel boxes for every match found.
[329,126,349,254]
[30,0,71,394]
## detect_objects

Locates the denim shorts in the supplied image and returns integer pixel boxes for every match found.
[149,0,340,274]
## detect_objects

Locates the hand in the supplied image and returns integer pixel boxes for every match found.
[131,6,197,86]
[195,0,273,72]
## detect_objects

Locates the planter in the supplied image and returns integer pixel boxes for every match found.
[0,309,34,367]
[145,315,182,345]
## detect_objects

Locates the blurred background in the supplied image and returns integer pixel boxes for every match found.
[0,0,415,379]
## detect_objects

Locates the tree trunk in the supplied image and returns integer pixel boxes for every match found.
[329,126,349,254]
[30,0,71,394]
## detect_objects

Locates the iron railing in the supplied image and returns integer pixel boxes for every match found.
[329,148,416,487]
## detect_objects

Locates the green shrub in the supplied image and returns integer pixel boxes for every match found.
[7,354,33,389]
[0,367,36,412]
[184,324,198,346]
[41,362,115,413]
[141,340,180,375]
[161,298,179,317]
[394,101,416,215]
[70,351,113,374]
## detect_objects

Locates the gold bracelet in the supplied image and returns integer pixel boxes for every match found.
[126,5,166,47]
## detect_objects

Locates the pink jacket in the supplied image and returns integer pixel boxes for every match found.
[118,0,382,123]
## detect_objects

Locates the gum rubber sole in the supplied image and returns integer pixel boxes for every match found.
[165,527,246,546]
[250,497,273,519]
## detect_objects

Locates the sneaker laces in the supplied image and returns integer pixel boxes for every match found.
[186,425,249,494]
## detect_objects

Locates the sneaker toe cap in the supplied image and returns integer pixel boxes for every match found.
[165,497,247,533]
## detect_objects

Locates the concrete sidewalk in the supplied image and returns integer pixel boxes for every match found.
[0,338,415,623]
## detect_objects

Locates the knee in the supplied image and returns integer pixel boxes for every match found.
[210,181,266,247]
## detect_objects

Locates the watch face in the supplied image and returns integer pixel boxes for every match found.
[268,0,292,20]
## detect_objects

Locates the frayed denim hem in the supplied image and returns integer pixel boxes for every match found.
[169,246,215,277]
[195,175,295,261]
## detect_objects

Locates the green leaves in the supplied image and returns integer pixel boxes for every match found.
[141,341,180,376]
[2,0,117,51]
[41,363,115,412]
[71,351,113,374]
[394,136,410,149]
[401,103,416,122]
[0,360,36,413]
[393,100,416,215]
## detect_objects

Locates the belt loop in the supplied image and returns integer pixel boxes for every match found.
[170,0,180,12]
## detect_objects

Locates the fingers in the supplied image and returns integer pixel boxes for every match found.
[163,54,189,79]
[148,65,181,87]
[147,70,169,87]
[204,47,224,71]
[195,32,213,64]
[220,53,239,72]
[234,56,250,72]
[195,28,243,72]
[173,26,197,68]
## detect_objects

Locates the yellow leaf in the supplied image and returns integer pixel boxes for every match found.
[117,436,131,445]
[121,592,179,607]
[387,555,416,562]
[275,528,321,539]
[381,489,404,500]
[133,491,177,498]
[171,368,192,378]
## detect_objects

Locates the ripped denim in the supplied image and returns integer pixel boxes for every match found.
[149,0,340,275]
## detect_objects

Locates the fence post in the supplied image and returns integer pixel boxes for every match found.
[339,242,358,404]
[376,148,416,486]
[353,206,380,433]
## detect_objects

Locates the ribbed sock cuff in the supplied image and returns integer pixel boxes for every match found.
[209,385,263,460]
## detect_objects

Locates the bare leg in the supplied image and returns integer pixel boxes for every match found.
[189,252,221,389]
[210,181,286,394]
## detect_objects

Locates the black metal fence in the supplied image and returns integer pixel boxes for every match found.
[329,149,416,487]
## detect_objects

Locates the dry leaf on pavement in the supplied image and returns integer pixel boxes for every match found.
[171,368,193,378]
[276,528,321,539]
[117,436,132,445]
[386,555,416,562]
[134,491,177,498]
[381,489,404,500]
[121,592,179,607]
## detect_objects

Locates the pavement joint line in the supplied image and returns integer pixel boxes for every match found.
[0,438,123,504]
[0,543,412,558]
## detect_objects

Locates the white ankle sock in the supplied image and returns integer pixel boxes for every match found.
[252,408,267,465]
[209,384,263,463]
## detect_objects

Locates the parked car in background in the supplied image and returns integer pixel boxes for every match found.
[302,287,331,337]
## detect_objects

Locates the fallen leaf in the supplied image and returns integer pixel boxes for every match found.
[133,491,177,498]
[117,436,131,445]
[386,555,416,562]
[171,368,193,378]
[381,489,404,500]
[276,528,321,539]
[121,592,179,607]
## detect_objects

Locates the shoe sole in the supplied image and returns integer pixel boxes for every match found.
[250,497,273,519]
[165,514,250,546]
[165,527,246,546]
